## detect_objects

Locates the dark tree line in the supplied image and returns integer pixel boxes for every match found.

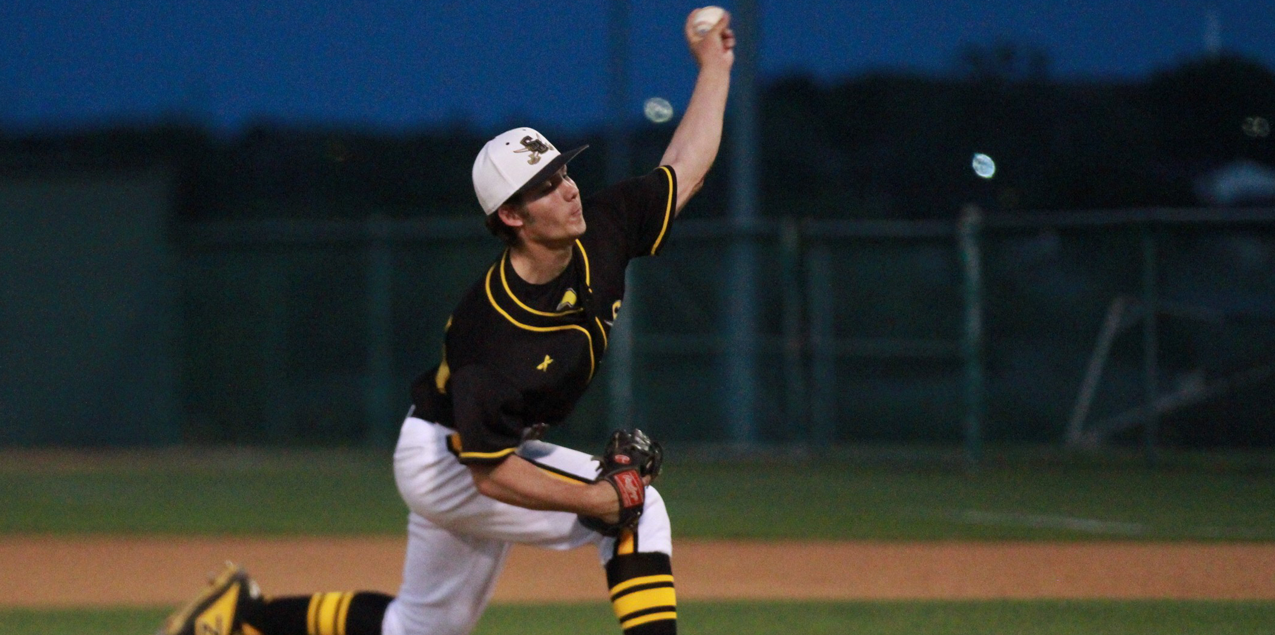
[749,53,1274,218]
[3,53,1271,221]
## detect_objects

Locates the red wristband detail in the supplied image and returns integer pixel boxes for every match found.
[611,469,645,508]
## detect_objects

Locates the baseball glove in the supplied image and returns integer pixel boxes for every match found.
[578,428,664,536]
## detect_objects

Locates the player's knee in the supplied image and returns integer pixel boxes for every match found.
[644,484,666,514]
[638,485,672,540]
[440,607,482,635]
[383,595,483,635]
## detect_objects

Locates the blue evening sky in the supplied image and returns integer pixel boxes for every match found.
[3,0,1272,134]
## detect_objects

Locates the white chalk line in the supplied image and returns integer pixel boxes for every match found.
[911,508,1270,539]
[947,510,1147,535]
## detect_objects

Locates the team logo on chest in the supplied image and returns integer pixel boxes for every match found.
[556,288,578,312]
[537,355,554,372]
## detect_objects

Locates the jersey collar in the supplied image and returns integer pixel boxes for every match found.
[491,240,593,324]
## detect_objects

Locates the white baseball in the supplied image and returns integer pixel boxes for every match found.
[691,6,725,36]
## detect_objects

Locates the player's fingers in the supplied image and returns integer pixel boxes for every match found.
[720,28,736,50]
[682,9,700,41]
[703,10,731,41]
[685,8,731,44]
[710,12,734,56]
[715,10,731,32]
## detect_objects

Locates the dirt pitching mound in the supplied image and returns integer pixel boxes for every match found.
[3,536,1272,608]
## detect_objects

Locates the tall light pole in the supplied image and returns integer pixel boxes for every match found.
[607,0,636,434]
[725,0,761,446]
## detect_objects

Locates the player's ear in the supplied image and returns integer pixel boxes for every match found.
[496,203,526,228]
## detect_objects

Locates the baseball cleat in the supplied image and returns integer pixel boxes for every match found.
[156,561,261,635]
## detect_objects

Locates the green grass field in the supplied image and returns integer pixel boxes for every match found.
[2,447,1272,540]
[5,601,1275,635]
[1,447,1272,634]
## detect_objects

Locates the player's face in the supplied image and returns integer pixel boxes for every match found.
[518,167,585,246]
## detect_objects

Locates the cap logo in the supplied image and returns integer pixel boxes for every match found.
[515,136,551,165]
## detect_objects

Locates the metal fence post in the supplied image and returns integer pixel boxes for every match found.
[725,0,761,448]
[780,218,807,441]
[261,262,291,443]
[725,234,759,446]
[365,215,395,448]
[958,205,985,465]
[805,241,835,449]
[1141,221,1160,464]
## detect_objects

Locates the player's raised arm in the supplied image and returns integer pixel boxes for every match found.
[660,7,735,216]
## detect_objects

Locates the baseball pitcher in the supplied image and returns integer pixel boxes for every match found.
[160,8,735,635]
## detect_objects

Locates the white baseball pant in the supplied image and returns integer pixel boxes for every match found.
[380,414,672,635]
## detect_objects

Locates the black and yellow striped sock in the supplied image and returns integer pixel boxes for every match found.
[606,551,677,635]
[242,591,393,635]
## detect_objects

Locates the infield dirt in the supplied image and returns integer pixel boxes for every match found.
[3,536,1273,608]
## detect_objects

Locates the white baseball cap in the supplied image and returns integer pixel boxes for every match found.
[472,127,588,215]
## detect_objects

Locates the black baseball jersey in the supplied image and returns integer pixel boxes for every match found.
[411,166,677,464]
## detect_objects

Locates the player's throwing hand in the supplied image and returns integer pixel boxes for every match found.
[685,7,735,69]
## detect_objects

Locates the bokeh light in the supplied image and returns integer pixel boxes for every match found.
[644,97,674,124]
[972,153,996,178]
[1243,116,1270,138]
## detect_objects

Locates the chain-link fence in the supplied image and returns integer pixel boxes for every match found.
[176,208,1275,454]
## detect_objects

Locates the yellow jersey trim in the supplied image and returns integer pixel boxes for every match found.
[574,239,592,286]
[649,166,675,254]
[449,432,518,462]
[459,447,517,461]
[484,265,596,380]
[498,250,583,317]
[595,317,608,351]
